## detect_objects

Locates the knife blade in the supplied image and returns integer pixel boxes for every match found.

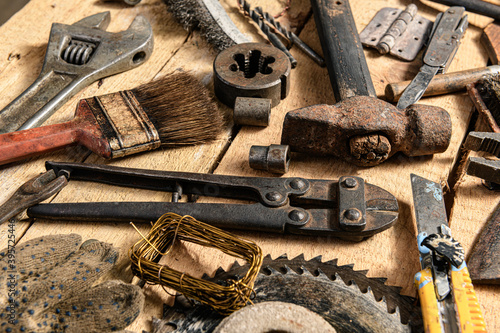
[396,7,468,109]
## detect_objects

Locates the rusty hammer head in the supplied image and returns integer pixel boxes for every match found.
[281,96,451,167]
[286,0,452,167]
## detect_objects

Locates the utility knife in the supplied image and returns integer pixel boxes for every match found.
[397,7,468,109]
[411,174,486,333]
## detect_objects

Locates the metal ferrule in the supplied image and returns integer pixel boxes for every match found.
[86,90,161,158]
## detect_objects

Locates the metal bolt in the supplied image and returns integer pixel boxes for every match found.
[342,178,357,188]
[290,178,306,190]
[58,169,71,179]
[249,144,290,174]
[266,191,283,202]
[344,208,361,221]
[289,209,307,223]
[233,97,272,127]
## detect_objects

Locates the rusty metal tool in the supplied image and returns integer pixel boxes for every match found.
[237,0,297,68]
[163,0,292,108]
[468,202,500,284]
[467,75,500,133]
[238,0,325,68]
[27,161,399,241]
[0,12,153,134]
[159,255,420,332]
[359,4,433,61]
[428,0,500,20]
[281,0,452,167]
[233,97,272,127]
[464,131,500,187]
[214,43,291,108]
[482,22,500,67]
[249,144,290,174]
[396,7,468,109]
[0,170,67,224]
[386,65,500,102]
[411,174,487,333]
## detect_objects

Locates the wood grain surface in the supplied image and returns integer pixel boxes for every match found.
[0,0,498,332]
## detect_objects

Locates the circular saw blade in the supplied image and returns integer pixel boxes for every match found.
[153,254,422,333]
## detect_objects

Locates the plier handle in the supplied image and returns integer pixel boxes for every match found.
[0,170,67,224]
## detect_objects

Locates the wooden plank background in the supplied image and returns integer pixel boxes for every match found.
[0,0,498,331]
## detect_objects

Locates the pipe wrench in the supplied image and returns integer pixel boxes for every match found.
[0,12,153,133]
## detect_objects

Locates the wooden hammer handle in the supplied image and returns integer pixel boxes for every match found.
[385,66,500,102]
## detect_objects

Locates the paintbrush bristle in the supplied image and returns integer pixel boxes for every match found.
[131,71,224,146]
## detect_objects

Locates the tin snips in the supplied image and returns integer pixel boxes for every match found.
[25,161,400,241]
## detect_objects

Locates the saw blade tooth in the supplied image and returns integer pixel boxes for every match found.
[214,267,225,275]
[324,258,339,266]
[358,269,369,275]
[373,277,388,283]
[283,265,296,275]
[316,267,329,279]
[264,265,280,275]
[391,286,403,293]
[365,285,375,298]
[342,263,355,269]
[201,273,210,279]
[275,253,288,260]
[333,272,345,283]
[294,253,306,261]
[310,254,323,262]
[162,255,416,333]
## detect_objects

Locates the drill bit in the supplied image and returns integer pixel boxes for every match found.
[238,0,324,67]
[238,0,297,68]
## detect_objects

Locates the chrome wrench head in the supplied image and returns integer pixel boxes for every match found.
[0,12,154,133]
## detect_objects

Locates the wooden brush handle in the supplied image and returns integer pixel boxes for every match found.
[0,120,83,166]
[0,99,116,166]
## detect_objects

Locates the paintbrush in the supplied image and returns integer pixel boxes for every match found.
[0,71,224,166]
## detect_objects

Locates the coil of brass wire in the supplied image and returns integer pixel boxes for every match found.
[129,213,263,315]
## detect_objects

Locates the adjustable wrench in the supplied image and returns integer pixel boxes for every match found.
[0,11,153,134]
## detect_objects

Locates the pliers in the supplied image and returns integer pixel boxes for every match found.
[464,131,500,187]
[26,161,399,241]
[0,170,67,224]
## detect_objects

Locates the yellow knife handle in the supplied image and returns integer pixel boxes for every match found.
[451,263,487,333]
[415,267,442,333]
